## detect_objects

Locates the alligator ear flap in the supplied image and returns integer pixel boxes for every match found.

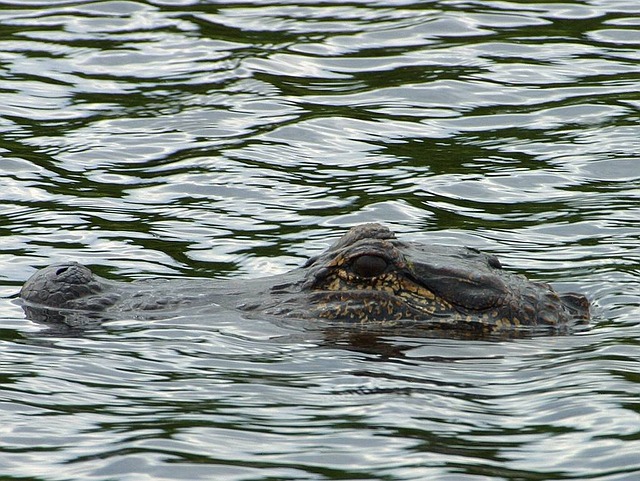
[559,292,590,319]
[418,267,509,311]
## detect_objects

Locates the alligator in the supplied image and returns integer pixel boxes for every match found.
[19,223,590,335]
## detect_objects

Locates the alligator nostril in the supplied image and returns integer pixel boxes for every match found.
[56,267,69,276]
[488,256,502,269]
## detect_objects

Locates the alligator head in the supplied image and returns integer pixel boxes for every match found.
[273,223,590,333]
[19,223,590,335]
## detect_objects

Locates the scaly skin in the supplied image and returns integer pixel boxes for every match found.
[19,224,590,334]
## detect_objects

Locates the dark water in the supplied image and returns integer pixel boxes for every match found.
[1,1,639,480]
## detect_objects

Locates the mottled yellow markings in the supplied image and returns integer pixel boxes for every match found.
[311,257,465,322]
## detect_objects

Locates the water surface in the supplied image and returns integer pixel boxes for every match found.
[1,1,639,480]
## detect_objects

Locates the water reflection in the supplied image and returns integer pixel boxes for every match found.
[1,0,639,480]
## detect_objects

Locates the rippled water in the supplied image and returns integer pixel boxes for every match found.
[1,1,639,480]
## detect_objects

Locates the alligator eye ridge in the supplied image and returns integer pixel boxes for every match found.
[351,255,388,278]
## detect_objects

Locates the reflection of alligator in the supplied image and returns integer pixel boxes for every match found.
[19,223,590,335]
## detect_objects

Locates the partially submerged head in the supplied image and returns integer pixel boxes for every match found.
[297,224,590,332]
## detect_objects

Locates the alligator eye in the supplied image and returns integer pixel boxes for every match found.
[56,267,69,276]
[351,255,388,278]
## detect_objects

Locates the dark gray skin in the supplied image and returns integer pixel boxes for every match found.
[19,223,590,335]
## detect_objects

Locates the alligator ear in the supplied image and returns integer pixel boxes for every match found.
[417,266,509,311]
[559,292,590,319]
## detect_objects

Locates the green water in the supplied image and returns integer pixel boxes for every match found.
[1,1,639,480]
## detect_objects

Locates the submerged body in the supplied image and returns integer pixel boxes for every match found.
[19,224,590,335]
